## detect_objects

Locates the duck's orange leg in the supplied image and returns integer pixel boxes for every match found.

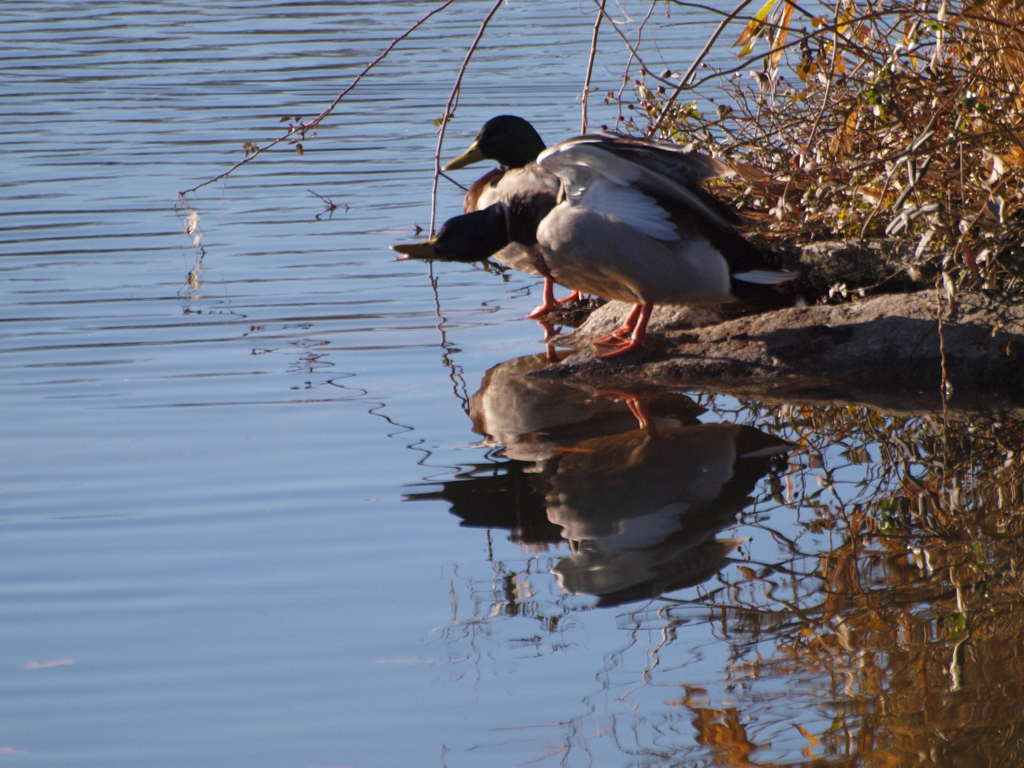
[527,282,585,319]
[526,278,560,318]
[593,303,652,358]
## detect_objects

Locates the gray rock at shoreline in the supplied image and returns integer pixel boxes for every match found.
[542,289,1024,408]
[776,238,934,300]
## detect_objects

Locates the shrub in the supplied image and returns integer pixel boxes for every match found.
[640,0,1024,292]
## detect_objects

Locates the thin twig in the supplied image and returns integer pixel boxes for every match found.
[856,74,971,243]
[429,0,505,236]
[596,0,657,131]
[582,0,608,133]
[799,0,840,163]
[439,170,469,193]
[178,0,457,197]
[936,281,951,444]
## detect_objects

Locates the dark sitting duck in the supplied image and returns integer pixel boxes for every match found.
[441,115,578,317]
[395,132,797,358]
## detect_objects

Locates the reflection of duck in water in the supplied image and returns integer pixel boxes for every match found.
[468,352,702,463]
[409,353,792,603]
[404,458,563,551]
[546,423,792,606]
[406,353,703,550]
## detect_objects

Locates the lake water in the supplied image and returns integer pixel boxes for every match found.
[3,1,1024,766]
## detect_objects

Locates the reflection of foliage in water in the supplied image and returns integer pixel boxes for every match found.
[429,394,1024,766]
[694,400,1024,766]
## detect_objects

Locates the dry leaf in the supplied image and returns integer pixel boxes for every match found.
[183,210,199,236]
[735,0,780,55]
[767,0,795,74]
[1002,145,1024,166]
[830,110,858,156]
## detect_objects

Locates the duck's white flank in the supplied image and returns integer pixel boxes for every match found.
[731,269,799,285]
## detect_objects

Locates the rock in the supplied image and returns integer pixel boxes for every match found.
[541,297,605,329]
[780,239,934,298]
[555,302,726,348]
[536,290,1024,408]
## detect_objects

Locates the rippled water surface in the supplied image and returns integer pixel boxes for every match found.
[4,2,1024,766]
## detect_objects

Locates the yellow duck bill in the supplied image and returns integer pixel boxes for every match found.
[442,141,486,171]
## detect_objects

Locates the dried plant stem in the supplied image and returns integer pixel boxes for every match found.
[856,166,898,246]
[429,0,505,235]
[179,0,457,198]
[798,0,842,162]
[936,283,951,461]
[857,82,966,243]
[582,0,608,133]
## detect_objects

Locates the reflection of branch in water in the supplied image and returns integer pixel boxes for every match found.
[658,410,1024,764]
[286,338,332,379]
[422,266,471,416]
[315,376,449,473]
[429,560,584,702]
[307,189,349,221]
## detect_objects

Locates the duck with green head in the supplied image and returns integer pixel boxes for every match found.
[441,115,582,316]
[395,131,797,359]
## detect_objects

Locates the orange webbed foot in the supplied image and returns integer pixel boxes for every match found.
[592,336,646,358]
[592,304,651,359]
[591,328,632,347]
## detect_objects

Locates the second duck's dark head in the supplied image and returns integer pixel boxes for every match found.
[391,204,510,263]
[443,116,546,171]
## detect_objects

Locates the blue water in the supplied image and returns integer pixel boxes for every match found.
[2,1,1019,766]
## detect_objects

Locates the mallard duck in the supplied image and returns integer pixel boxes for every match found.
[394,131,796,358]
[442,115,578,317]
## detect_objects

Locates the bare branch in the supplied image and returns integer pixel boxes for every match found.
[178,0,457,198]
[429,0,506,235]
[592,0,658,131]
